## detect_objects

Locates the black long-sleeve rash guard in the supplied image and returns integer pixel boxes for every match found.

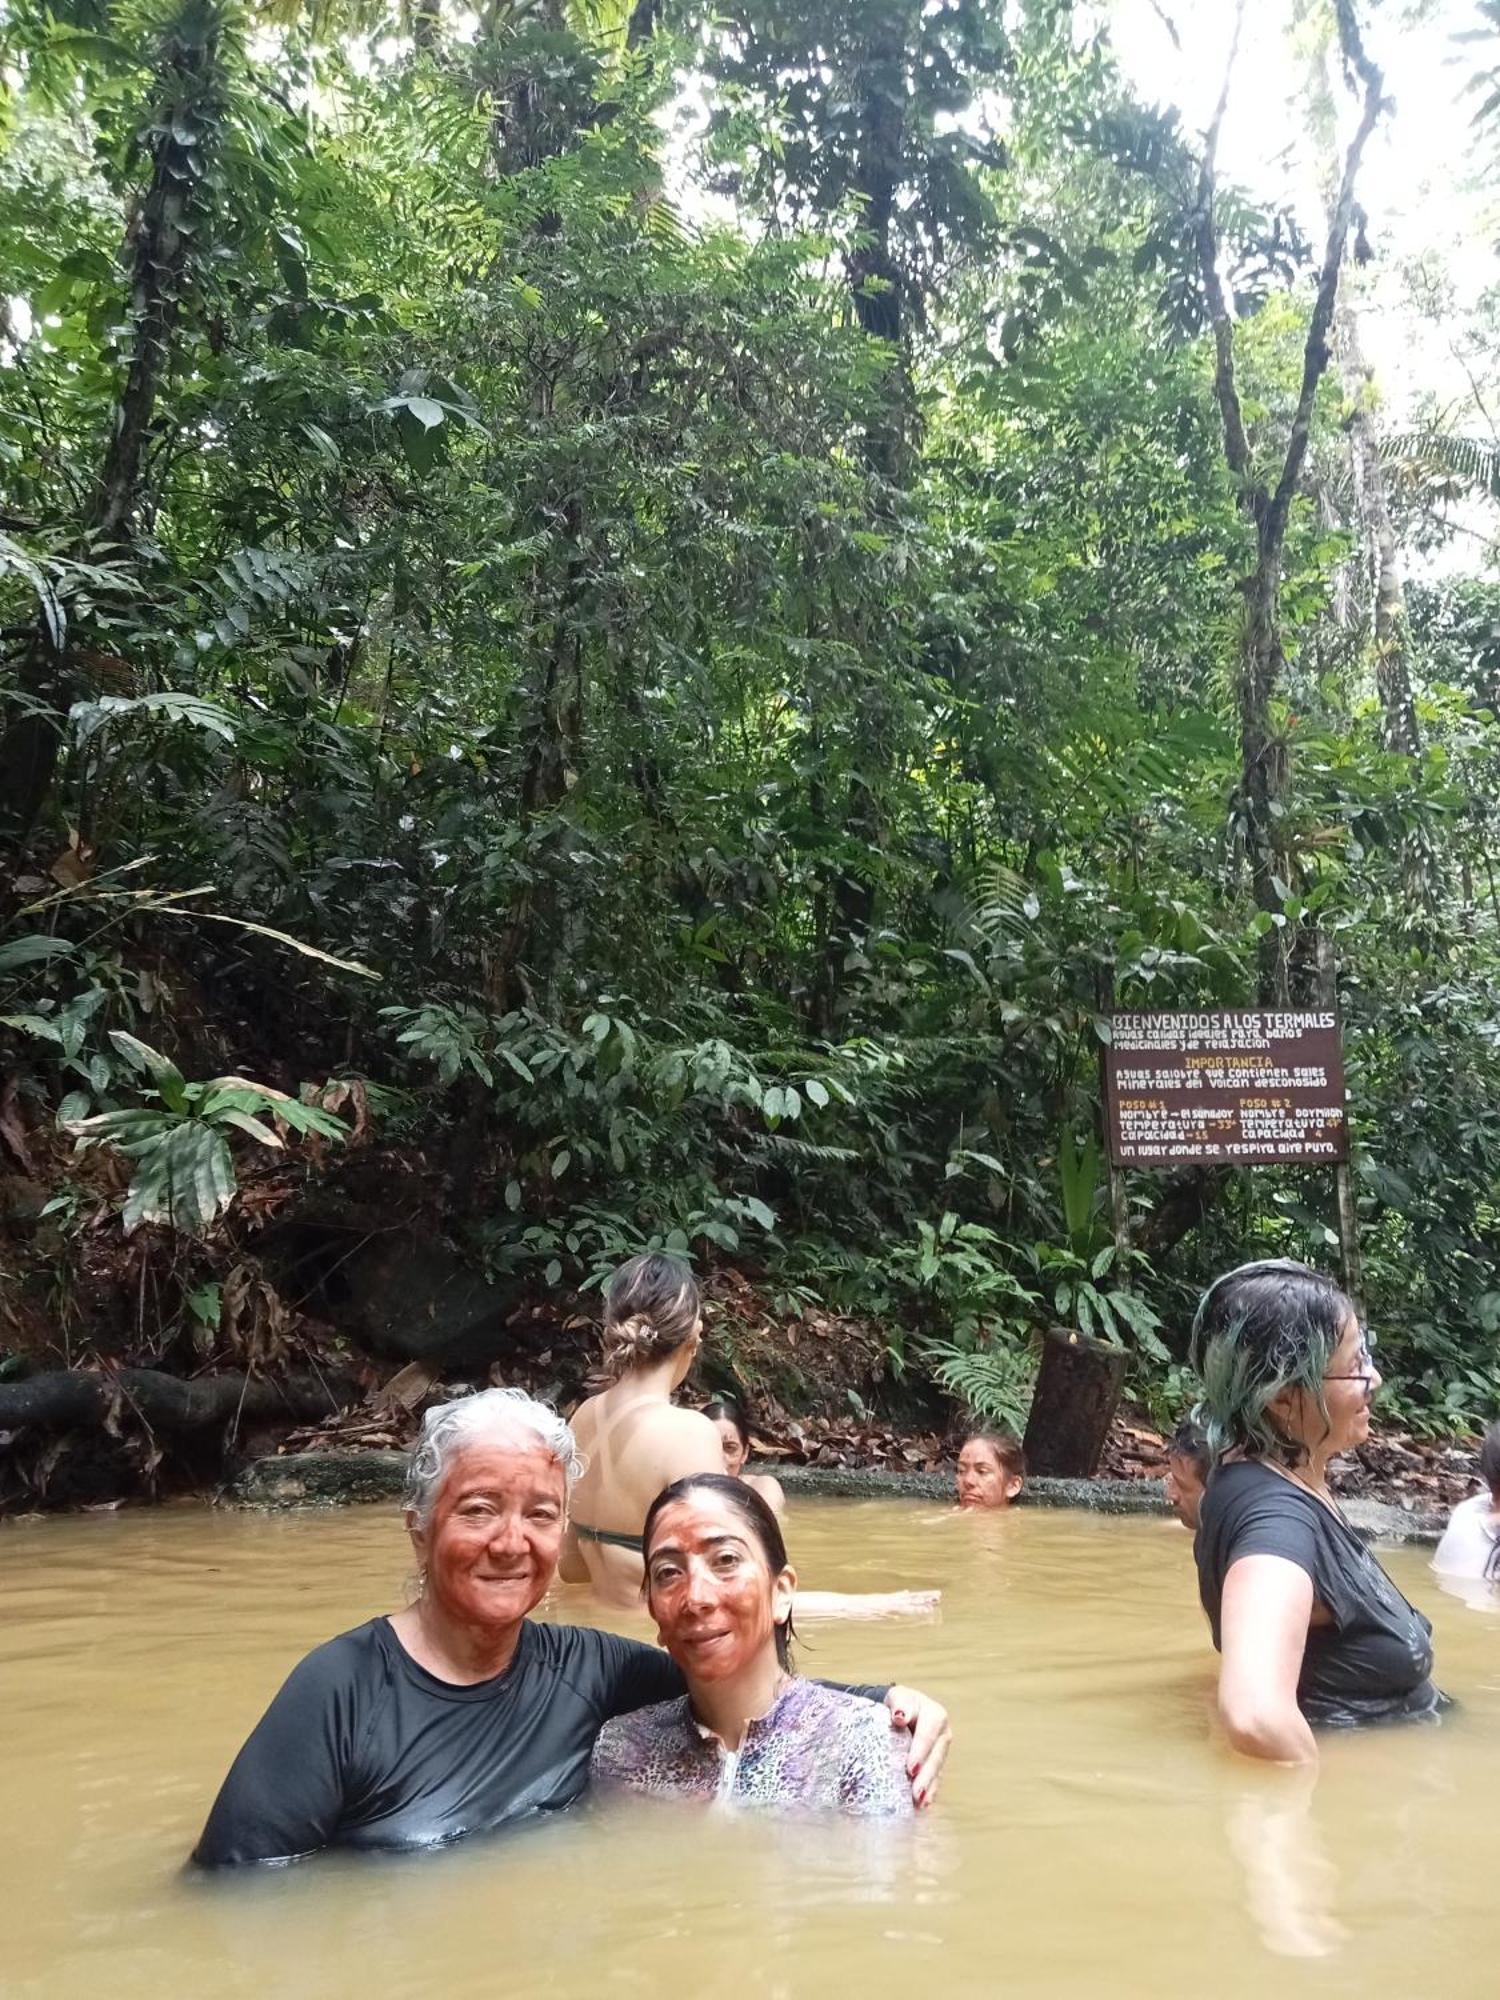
[193,1617,886,1866]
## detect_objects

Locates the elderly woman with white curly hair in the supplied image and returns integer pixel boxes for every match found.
[193,1387,950,1865]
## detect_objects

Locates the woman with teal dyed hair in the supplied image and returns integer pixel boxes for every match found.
[1191,1259,1446,1763]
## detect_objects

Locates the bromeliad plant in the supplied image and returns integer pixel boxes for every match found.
[61,1033,347,1235]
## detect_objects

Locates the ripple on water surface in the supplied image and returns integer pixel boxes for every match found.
[2,1495,1496,1999]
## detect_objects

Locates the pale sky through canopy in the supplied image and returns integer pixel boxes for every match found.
[1105,0,1493,423]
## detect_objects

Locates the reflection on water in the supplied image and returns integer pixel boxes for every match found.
[2,1497,1497,1998]
[1226,1773,1346,1960]
[1430,1566,1500,1615]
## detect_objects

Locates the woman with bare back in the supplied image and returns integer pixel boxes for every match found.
[563,1254,937,1621]
[563,1254,724,1609]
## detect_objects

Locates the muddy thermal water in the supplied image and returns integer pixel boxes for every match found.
[3,1496,1496,1998]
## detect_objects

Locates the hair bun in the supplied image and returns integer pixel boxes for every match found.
[591,1313,662,1388]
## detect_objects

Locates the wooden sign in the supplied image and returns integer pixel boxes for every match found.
[1103,1010,1348,1167]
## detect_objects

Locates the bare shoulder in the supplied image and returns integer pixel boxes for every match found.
[744,1471,786,1515]
[649,1403,724,1448]
[638,1403,726,1477]
[569,1391,605,1439]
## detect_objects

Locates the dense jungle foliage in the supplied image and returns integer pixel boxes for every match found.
[3,0,1500,1465]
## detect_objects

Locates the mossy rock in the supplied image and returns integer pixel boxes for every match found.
[229,1451,406,1509]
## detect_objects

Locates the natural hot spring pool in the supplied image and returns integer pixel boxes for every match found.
[3,1495,1495,1998]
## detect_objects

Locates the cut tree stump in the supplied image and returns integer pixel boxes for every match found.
[1023,1327,1129,1479]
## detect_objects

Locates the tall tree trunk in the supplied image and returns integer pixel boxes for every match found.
[0,0,228,852]
[1338,300,1419,754]
[1193,0,1385,1002]
[626,0,663,47]
[811,5,918,1017]
[845,8,913,484]
[490,496,589,1009]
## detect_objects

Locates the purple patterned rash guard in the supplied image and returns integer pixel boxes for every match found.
[589,1676,913,1818]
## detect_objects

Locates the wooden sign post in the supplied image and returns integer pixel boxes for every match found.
[1101,1004,1358,1302]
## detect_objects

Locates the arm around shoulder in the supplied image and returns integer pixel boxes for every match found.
[838,1694,917,1816]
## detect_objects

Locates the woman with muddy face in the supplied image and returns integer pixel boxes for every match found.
[955,1432,1025,1510]
[192,1390,951,1864]
[590,1475,915,1816]
[1191,1261,1446,1763]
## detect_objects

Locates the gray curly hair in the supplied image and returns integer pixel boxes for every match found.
[403,1387,586,1525]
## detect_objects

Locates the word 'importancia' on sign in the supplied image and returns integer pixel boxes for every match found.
[1102,1010,1348,1168]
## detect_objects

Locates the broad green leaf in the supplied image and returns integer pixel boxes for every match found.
[187,1282,223,1329]
[172,911,379,980]
[217,1110,284,1148]
[143,1123,234,1234]
[108,1032,188,1112]
[3,1012,63,1044]
[0,935,76,972]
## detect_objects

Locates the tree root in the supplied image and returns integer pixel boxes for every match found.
[0,1367,354,1435]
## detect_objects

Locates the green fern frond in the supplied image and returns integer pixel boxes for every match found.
[747,1133,862,1165]
[921,1336,1036,1432]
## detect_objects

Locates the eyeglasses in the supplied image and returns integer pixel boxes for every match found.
[1324,1325,1378,1384]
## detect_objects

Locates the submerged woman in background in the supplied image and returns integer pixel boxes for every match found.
[704,1397,786,1516]
[955,1431,1025,1510]
[1163,1416,1212,1532]
[1192,1260,1445,1763]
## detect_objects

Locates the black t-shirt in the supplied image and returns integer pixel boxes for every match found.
[1195,1460,1445,1729]
[194,1618,887,1865]
[194,1618,685,1865]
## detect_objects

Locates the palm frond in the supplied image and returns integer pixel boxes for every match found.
[1378,429,1500,503]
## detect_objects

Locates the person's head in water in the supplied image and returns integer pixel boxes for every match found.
[956,1431,1025,1510]
[593,1252,703,1389]
[1190,1259,1379,1469]
[1164,1416,1212,1529]
[703,1398,752,1478]
[642,1472,797,1673]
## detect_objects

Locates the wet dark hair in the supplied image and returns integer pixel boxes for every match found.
[641,1472,796,1668]
[702,1398,751,1454]
[1189,1259,1356,1467]
[1167,1415,1212,1481]
[592,1252,700,1388]
[964,1430,1026,1482]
